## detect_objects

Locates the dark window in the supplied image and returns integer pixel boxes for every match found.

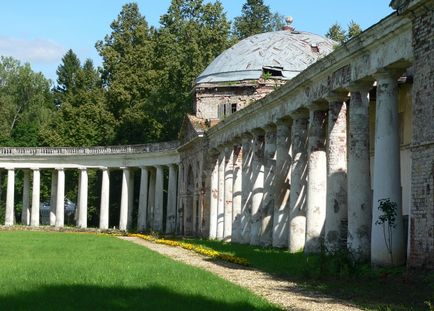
[262,66,283,77]
[231,103,237,113]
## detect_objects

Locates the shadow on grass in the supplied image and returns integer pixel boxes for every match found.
[183,238,434,311]
[0,284,280,311]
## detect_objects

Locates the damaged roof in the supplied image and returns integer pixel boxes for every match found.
[196,30,335,84]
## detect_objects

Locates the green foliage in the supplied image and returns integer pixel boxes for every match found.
[375,198,398,264]
[326,20,362,45]
[232,0,284,40]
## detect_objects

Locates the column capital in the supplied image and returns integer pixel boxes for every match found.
[325,91,349,103]
[289,108,309,120]
[30,167,40,172]
[241,132,253,140]
[100,166,109,171]
[78,166,88,171]
[251,127,265,137]
[208,147,220,156]
[308,101,328,112]
[264,122,277,133]
[231,135,242,145]
[374,68,404,81]
[56,167,65,171]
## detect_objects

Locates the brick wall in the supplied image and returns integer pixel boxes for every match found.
[409,6,434,268]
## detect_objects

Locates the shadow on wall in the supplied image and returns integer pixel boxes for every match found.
[0,284,279,311]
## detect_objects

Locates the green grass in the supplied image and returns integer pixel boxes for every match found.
[183,238,434,311]
[0,231,280,310]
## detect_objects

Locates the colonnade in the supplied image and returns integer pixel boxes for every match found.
[208,70,406,266]
[2,164,179,233]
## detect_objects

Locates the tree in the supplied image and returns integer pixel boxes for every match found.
[56,49,81,94]
[326,21,362,45]
[232,0,284,40]
[0,56,53,147]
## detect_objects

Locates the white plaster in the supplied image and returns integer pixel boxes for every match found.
[31,169,40,227]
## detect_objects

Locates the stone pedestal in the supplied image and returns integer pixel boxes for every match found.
[250,129,265,246]
[348,85,372,261]
[137,167,149,232]
[166,164,178,234]
[99,167,110,230]
[261,124,276,247]
[224,146,234,240]
[273,119,292,248]
[371,71,405,266]
[31,169,40,227]
[55,168,65,228]
[22,170,31,226]
[325,95,348,253]
[305,108,327,253]
[289,115,309,252]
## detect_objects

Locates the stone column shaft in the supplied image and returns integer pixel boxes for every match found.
[241,135,253,244]
[22,170,31,226]
[78,168,88,228]
[127,170,135,230]
[166,164,178,234]
[176,164,183,234]
[371,71,404,266]
[55,168,65,227]
[209,156,219,239]
[137,167,149,232]
[261,125,276,247]
[148,168,156,230]
[273,120,292,248]
[348,87,372,260]
[289,116,309,252]
[119,167,130,231]
[305,109,327,253]
[250,130,265,246]
[325,97,348,253]
[99,168,110,230]
[154,165,164,232]
[5,168,15,226]
[224,146,234,240]
[50,171,58,226]
[31,169,41,227]
[217,150,225,239]
[232,144,243,243]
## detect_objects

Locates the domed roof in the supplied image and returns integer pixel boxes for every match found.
[196,30,335,84]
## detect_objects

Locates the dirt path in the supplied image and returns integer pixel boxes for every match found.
[119,236,362,311]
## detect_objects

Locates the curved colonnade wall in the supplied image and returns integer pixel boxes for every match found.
[0,141,180,233]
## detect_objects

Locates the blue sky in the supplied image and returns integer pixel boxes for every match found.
[0,0,393,82]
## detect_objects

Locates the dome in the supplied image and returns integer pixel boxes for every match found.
[196,30,335,84]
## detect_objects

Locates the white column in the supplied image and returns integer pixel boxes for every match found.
[224,145,234,241]
[325,94,348,253]
[217,149,225,240]
[305,108,327,253]
[261,124,277,247]
[289,114,309,252]
[371,71,404,266]
[241,133,253,244]
[209,153,219,239]
[232,143,243,243]
[30,168,41,227]
[166,164,178,234]
[50,170,57,226]
[99,167,110,230]
[148,168,156,230]
[22,170,31,226]
[273,118,292,248]
[78,168,88,228]
[127,170,135,230]
[348,84,372,261]
[119,167,130,231]
[137,167,149,232]
[154,165,164,232]
[55,168,65,228]
[250,129,265,246]
[5,168,15,226]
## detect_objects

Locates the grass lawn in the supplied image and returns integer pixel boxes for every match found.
[0,231,280,311]
[183,238,434,311]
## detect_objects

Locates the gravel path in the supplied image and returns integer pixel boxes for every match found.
[119,236,362,311]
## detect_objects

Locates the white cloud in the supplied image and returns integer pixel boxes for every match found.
[0,36,66,64]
